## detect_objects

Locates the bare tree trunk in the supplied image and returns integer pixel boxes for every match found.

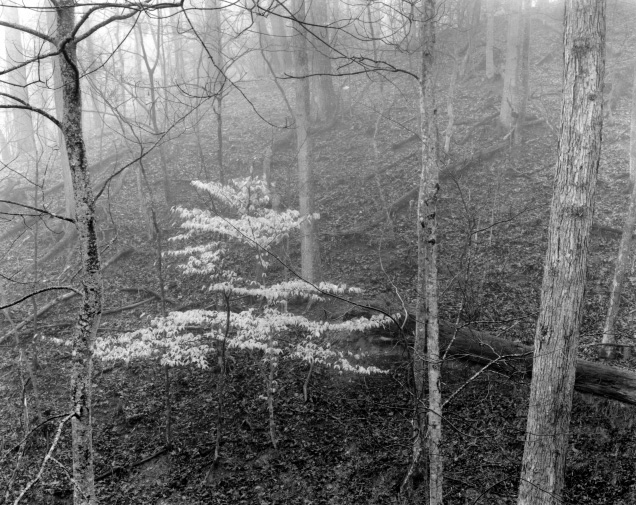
[460,0,481,78]
[485,0,495,79]
[4,7,36,158]
[47,6,75,220]
[57,1,103,504]
[293,0,320,283]
[271,9,292,72]
[444,4,466,153]
[601,66,636,359]
[420,2,442,502]
[402,1,441,502]
[309,0,337,123]
[499,0,522,130]
[204,0,225,184]
[517,1,606,504]
[514,10,530,145]
[136,21,173,204]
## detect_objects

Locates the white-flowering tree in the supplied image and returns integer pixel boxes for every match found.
[96,176,388,471]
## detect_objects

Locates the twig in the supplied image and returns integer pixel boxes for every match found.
[12,413,74,504]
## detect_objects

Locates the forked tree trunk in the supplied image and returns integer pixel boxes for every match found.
[292,0,320,282]
[136,21,173,204]
[57,1,103,504]
[517,1,606,504]
[601,66,636,359]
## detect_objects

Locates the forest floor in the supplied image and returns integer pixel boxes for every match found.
[3,18,636,505]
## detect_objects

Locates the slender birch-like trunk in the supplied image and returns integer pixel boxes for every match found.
[403,0,441,502]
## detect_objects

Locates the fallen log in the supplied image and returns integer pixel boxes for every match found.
[343,297,636,406]
[437,321,636,406]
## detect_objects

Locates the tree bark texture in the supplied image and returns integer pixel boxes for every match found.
[601,66,636,358]
[293,0,320,283]
[416,0,442,502]
[57,1,103,503]
[517,1,605,504]
[47,6,75,219]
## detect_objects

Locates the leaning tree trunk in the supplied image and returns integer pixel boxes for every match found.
[517,1,606,504]
[57,1,102,504]
[601,66,636,359]
[292,0,320,282]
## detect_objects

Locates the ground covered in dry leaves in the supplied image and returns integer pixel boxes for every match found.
[3,15,636,504]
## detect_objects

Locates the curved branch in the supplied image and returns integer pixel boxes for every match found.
[0,19,53,44]
[0,286,81,311]
[0,93,62,128]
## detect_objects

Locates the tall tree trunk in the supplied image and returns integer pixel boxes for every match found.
[292,0,320,282]
[485,0,495,79]
[420,1,442,501]
[402,0,441,501]
[136,21,173,204]
[271,9,292,72]
[56,2,102,504]
[601,66,636,359]
[514,9,530,145]
[460,0,481,78]
[4,7,36,158]
[499,0,522,130]
[310,0,337,123]
[517,1,606,504]
[205,0,225,184]
[47,6,75,220]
